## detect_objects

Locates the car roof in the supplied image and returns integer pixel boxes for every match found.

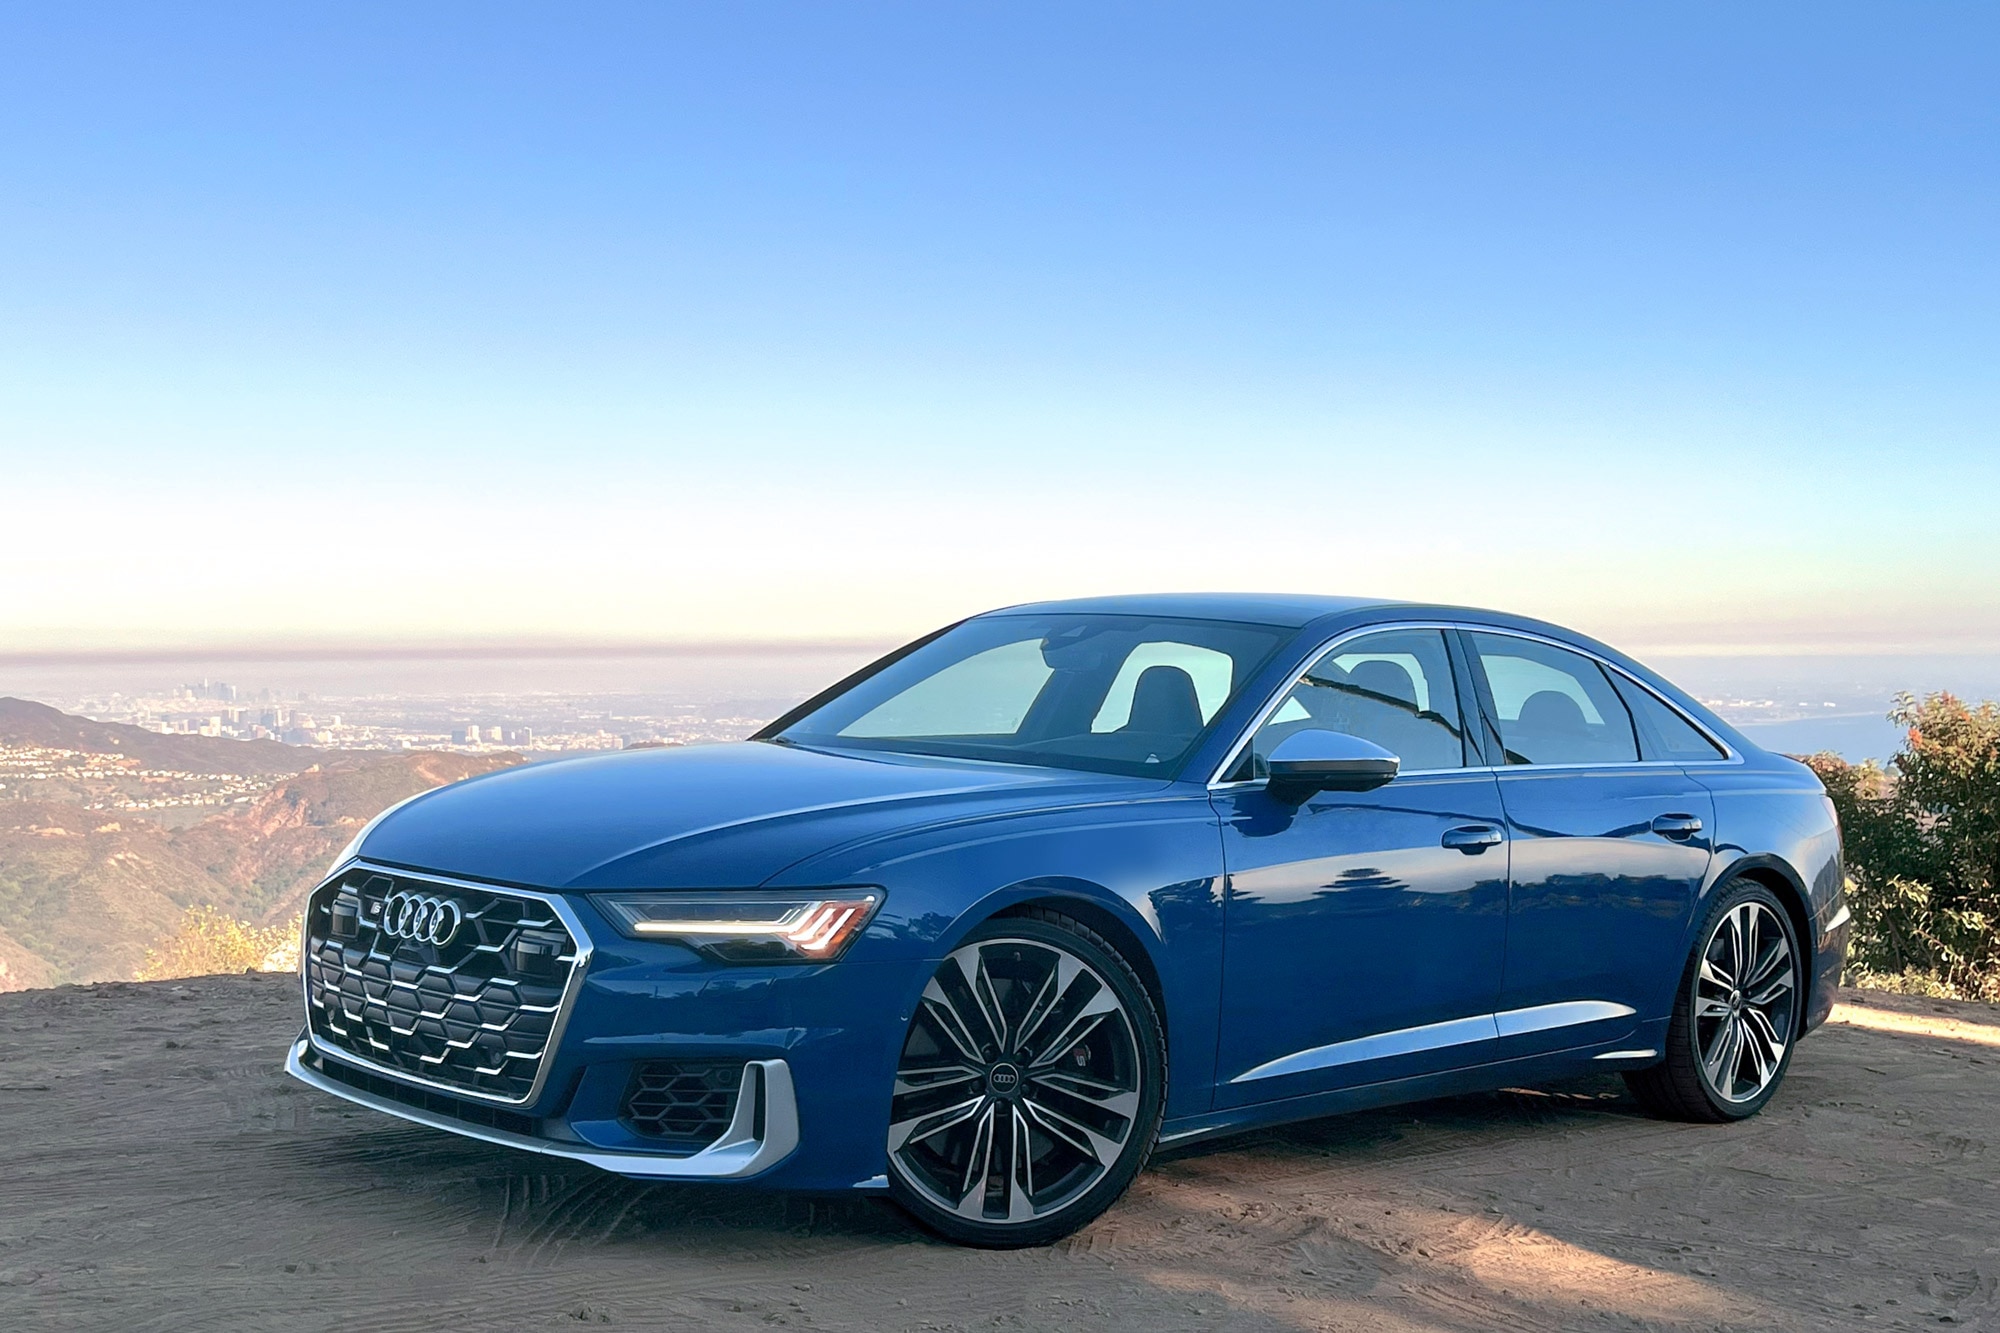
[981,592,1405,628]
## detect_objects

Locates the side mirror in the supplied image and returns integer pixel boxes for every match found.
[1265,729,1400,799]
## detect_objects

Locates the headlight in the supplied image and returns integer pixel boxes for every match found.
[589,890,884,962]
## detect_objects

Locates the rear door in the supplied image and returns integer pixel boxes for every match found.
[1460,630,1714,1052]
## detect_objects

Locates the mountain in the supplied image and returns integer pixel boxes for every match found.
[0,696,306,775]
[0,712,522,987]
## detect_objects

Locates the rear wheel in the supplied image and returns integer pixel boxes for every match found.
[1626,880,1803,1122]
[885,910,1165,1247]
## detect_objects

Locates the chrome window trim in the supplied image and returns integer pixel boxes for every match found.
[300,860,595,1108]
[1207,620,1739,789]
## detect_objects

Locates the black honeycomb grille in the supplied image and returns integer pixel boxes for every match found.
[303,868,581,1103]
[305,1045,543,1137]
[621,1060,743,1148]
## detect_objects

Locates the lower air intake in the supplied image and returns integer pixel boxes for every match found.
[621,1060,745,1149]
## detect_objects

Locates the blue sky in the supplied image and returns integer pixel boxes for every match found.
[3,4,1995,653]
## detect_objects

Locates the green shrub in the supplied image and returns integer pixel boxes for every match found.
[1805,692,2000,1002]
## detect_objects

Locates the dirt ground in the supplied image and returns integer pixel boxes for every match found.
[1,976,1995,1333]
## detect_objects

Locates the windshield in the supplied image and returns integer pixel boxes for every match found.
[772,613,1291,778]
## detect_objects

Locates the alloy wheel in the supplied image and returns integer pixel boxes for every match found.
[1693,899,1797,1104]
[887,936,1144,1226]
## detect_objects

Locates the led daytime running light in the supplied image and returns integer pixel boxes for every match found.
[602,891,883,960]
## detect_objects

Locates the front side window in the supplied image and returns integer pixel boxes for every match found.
[777,614,1290,778]
[1467,632,1639,765]
[1237,628,1468,778]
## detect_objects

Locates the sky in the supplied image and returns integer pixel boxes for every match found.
[2,3,1996,657]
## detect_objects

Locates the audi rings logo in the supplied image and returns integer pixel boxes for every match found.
[380,891,464,947]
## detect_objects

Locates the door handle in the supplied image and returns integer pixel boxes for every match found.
[1442,825,1504,853]
[1651,813,1704,838]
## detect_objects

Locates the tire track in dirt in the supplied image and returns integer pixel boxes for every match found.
[4,974,1999,1332]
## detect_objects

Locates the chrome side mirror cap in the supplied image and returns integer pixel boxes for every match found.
[1265,728,1400,798]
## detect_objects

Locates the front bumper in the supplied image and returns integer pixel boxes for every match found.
[287,1034,801,1179]
[287,865,918,1191]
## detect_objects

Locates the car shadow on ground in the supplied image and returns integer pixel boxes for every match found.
[277,1072,1651,1255]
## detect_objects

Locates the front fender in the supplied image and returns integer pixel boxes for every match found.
[776,789,1226,1120]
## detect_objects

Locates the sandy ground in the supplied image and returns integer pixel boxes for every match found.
[1,977,1996,1333]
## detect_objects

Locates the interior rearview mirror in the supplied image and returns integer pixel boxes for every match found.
[1265,729,1400,798]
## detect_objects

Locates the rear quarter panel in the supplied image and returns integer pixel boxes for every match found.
[1689,752,1846,1033]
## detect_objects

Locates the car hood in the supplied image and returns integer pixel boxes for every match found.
[357,740,1167,890]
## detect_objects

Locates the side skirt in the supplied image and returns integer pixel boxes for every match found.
[1155,1031,1667,1154]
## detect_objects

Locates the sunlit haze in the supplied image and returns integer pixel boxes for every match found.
[3,5,1996,657]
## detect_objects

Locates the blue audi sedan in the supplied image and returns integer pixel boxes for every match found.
[286,594,1850,1246]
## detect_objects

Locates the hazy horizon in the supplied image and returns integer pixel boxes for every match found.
[11,642,2000,764]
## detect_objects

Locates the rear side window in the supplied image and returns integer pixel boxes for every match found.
[1467,632,1639,766]
[1611,674,1729,761]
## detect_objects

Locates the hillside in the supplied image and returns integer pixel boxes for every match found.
[0,731,521,986]
[0,695,307,776]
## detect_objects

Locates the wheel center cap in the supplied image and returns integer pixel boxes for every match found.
[1729,990,1744,1014]
[987,1062,1023,1098]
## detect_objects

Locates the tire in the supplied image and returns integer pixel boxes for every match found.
[885,908,1166,1247]
[1625,879,1804,1122]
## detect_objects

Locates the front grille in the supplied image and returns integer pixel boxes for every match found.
[621,1060,743,1148]
[303,867,582,1103]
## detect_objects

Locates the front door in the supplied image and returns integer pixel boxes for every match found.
[1211,627,1510,1108]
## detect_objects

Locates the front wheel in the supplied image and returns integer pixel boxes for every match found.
[885,909,1165,1247]
[1625,880,1803,1121]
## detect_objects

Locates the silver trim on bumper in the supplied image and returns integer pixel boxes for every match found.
[285,1037,801,1180]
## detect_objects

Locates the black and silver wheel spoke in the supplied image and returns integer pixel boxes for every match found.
[1019,1084,1134,1165]
[892,1059,983,1096]
[1693,899,1796,1104]
[887,1091,987,1153]
[888,935,1142,1227]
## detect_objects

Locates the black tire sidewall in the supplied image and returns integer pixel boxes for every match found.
[886,912,1166,1248]
[1678,881,1803,1120]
